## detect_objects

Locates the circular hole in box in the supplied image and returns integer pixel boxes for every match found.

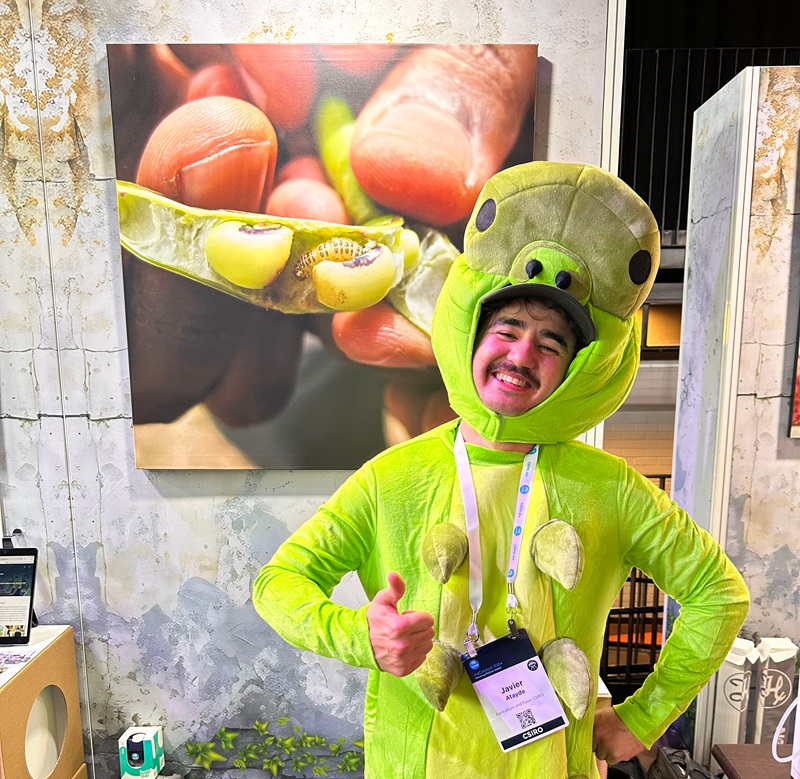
[25,684,68,779]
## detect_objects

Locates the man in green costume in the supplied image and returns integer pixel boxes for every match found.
[253,161,749,778]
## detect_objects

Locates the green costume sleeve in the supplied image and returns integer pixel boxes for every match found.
[252,464,381,671]
[613,465,750,746]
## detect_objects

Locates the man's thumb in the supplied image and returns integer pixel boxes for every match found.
[374,571,405,610]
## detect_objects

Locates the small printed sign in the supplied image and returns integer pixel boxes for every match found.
[462,629,568,752]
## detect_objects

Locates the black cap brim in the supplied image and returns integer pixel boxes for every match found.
[480,283,597,345]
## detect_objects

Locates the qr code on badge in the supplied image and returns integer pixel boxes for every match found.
[516,709,536,729]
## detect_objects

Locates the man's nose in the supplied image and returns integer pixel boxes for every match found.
[508,337,537,366]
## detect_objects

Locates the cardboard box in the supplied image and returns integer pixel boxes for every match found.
[119,726,165,778]
[0,625,87,779]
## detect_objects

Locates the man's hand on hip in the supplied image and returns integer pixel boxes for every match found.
[592,706,646,764]
[366,571,435,677]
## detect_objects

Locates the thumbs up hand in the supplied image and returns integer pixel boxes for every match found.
[366,571,435,677]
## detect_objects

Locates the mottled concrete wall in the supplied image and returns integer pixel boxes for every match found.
[730,68,800,639]
[679,67,800,648]
[0,0,612,776]
[673,71,750,535]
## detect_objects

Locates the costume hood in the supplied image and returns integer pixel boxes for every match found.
[431,161,660,445]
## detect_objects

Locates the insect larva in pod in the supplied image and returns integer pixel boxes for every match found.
[295,238,377,279]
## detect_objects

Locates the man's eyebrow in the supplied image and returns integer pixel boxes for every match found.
[490,317,570,350]
[539,328,569,350]
[490,316,526,329]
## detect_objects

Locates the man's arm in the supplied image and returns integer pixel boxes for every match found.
[609,464,750,750]
[253,464,382,668]
[253,465,434,672]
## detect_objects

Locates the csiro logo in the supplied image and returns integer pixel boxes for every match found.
[507,567,515,577]
[519,485,530,494]
[469,659,480,670]
[514,526,522,536]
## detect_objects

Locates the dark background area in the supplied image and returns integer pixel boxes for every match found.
[626,0,800,49]
[618,0,800,283]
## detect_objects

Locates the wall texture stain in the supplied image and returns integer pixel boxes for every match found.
[1,0,95,244]
[682,67,800,648]
[0,1,612,775]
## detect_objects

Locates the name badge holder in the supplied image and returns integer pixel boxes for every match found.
[454,428,568,751]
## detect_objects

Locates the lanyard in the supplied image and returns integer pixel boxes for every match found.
[453,427,539,655]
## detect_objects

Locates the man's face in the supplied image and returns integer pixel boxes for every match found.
[472,299,578,417]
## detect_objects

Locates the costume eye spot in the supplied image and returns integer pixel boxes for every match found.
[526,259,543,279]
[629,250,652,285]
[555,271,572,290]
[475,198,496,232]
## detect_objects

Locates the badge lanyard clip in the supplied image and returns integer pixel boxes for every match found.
[454,428,539,650]
[464,609,481,658]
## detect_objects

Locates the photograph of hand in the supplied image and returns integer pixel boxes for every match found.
[107,42,538,468]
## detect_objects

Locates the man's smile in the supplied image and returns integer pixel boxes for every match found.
[489,360,538,391]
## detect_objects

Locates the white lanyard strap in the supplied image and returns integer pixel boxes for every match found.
[453,429,483,644]
[508,445,538,605]
[454,428,539,651]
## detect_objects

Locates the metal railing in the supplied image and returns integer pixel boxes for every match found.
[602,568,665,685]
[600,475,671,691]
[619,47,800,246]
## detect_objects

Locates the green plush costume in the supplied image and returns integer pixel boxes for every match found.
[253,162,749,778]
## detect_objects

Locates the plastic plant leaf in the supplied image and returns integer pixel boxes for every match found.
[185,740,227,768]
[215,726,238,750]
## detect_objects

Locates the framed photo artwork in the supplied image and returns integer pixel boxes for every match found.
[107,43,538,468]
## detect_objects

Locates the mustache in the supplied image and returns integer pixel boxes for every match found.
[489,360,539,388]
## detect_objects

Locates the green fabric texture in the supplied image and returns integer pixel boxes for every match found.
[431,161,658,446]
[253,161,749,777]
[253,425,749,777]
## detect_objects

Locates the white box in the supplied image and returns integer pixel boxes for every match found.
[709,637,760,774]
[753,637,798,745]
[119,726,165,779]
[712,637,759,743]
